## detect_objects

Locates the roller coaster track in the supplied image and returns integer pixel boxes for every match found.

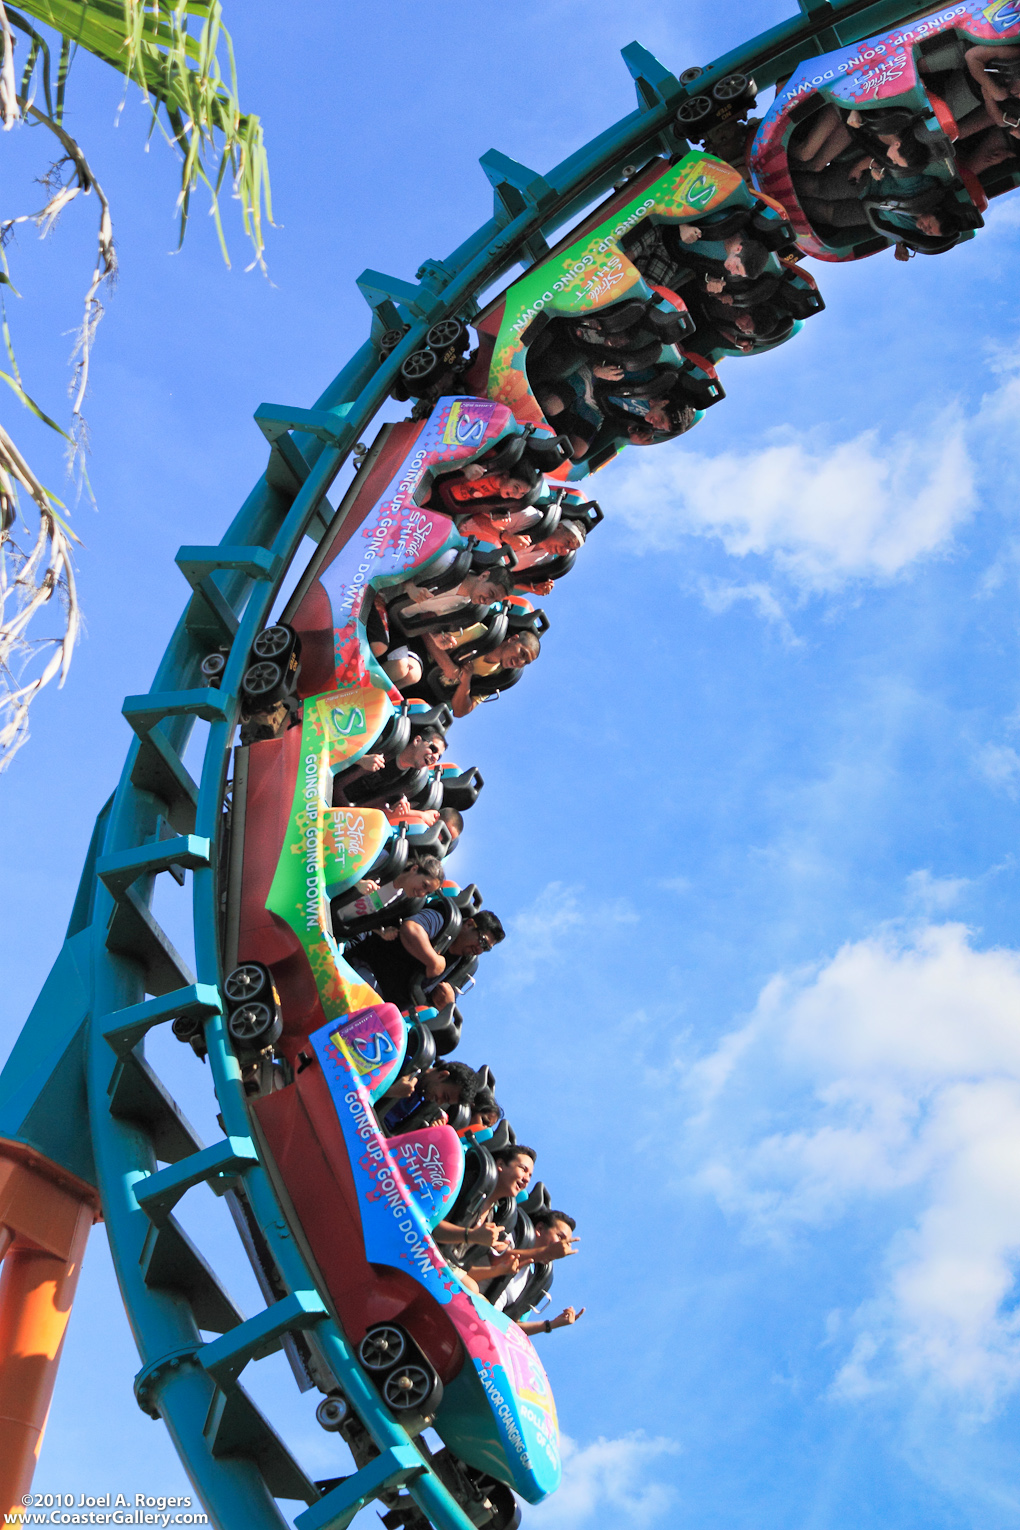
[0,1,948,1526]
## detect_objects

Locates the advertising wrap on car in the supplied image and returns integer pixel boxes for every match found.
[309,1012,562,1503]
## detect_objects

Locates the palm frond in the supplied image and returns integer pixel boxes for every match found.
[9,0,271,266]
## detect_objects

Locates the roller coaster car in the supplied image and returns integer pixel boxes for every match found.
[474,156,755,465]
[469,150,814,471]
[227,398,527,1056]
[251,1005,560,1511]
[747,1,1020,260]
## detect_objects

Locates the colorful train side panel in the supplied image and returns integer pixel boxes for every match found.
[750,1,1020,258]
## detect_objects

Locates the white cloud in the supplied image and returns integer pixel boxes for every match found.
[976,743,1020,798]
[905,869,971,913]
[504,882,638,986]
[687,921,1020,1407]
[523,1432,679,1528]
[697,577,801,643]
[611,413,975,593]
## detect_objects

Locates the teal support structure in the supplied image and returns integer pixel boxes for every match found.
[0,3,940,1525]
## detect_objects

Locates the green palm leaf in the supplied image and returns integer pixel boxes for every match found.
[9,0,271,266]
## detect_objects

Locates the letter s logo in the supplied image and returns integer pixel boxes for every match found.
[455,414,487,445]
[353,1030,395,1066]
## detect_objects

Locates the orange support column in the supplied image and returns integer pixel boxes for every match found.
[0,1142,101,1519]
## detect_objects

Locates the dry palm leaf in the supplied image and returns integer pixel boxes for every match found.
[0,0,270,768]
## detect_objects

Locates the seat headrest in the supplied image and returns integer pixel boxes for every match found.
[404,1019,436,1074]
[406,699,454,732]
[560,497,604,531]
[487,1119,517,1152]
[522,1180,551,1217]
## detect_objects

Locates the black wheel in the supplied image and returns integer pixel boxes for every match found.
[224,963,271,1006]
[425,318,468,352]
[481,1483,520,1530]
[382,1363,441,1413]
[252,625,292,659]
[676,95,713,126]
[200,652,226,680]
[315,1395,349,1432]
[380,325,409,353]
[679,65,704,84]
[401,348,440,384]
[359,1325,408,1372]
[713,71,750,101]
[242,659,283,698]
[227,1002,281,1047]
[171,1015,201,1042]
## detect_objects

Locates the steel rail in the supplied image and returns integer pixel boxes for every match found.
[3,2,941,1527]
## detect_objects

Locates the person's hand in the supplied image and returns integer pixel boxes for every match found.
[547,1235,580,1262]
[486,1248,532,1278]
[463,462,486,480]
[848,155,873,182]
[378,926,400,941]
[360,880,380,893]
[679,224,702,243]
[505,535,532,553]
[593,363,625,381]
[704,276,725,294]
[525,578,555,596]
[432,631,459,651]
[551,1306,586,1328]
[361,753,385,773]
[471,1222,508,1250]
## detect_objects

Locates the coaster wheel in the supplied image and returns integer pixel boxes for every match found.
[200,651,226,682]
[382,1363,442,1414]
[252,624,293,659]
[359,1324,409,1372]
[241,659,284,698]
[425,318,469,352]
[677,95,714,126]
[226,1002,282,1050]
[713,70,752,101]
[400,348,443,395]
[224,962,273,1006]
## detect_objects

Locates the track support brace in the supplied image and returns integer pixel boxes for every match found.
[621,42,684,110]
[200,1289,328,1388]
[135,1137,258,1223]
[296,1447,425,1530]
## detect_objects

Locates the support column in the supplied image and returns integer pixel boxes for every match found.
[0,1143,101,1518]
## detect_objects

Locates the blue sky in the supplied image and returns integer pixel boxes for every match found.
[4,1,1020,1526]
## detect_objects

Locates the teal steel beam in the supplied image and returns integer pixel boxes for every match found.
[4,7,942,1528]
[295,1448,424,1530]
[200,1291,328,1388]
[135,1137,259,1224]
[101,984,223,1058]
[97,836,212,899]
[621,42,685,111]
[254,405,352,450]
